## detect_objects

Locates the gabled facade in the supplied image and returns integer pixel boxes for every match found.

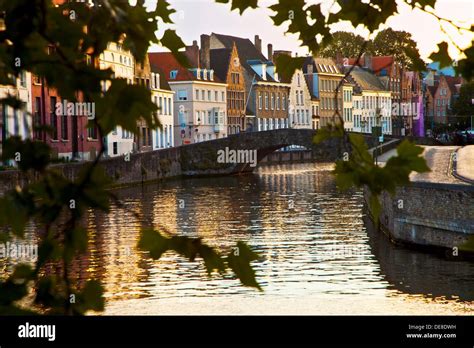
[303,57,344,127]
[432,75,462,124]
[148,52,227,145]
[342,80,354,131]
[285,68,312,129]
[149,61,175,149]
[208,33,290,132]
[345,54,403,135]
[134,56,153,152]
[304,73,321,130]
[346,66,392,135]
[99,42,135,157]
[209,42,246,135]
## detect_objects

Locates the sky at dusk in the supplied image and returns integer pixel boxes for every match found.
[145,0,474,61]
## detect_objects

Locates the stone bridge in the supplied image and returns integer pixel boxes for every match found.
[0,129,378,192]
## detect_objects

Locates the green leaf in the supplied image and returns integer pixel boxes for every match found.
[455,43,474,81]
[79,280,104,312]
[313,124,343,144]
[155,0,175,24]
[274,54,307,84]
[226,241,262,290]
[429,42,452,69]
[95,79,159,135]
[138,228,171,259]
[0,194,30,237]
[1,137,51,172]
[160,29,188,67]
[216,0,259,14]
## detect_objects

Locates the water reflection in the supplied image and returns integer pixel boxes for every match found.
[1,163,473,313]
[364,215,474,302]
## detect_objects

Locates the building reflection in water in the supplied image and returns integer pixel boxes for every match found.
[5,163,471,312]
[364,214,474,302]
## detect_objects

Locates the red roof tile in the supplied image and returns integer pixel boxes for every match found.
[148,52,195,82]
[371,56,394,73]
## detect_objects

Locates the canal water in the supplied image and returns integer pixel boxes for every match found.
[4,163,474,314]
[91,163,473,315]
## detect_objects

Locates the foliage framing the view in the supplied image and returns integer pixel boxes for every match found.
[0,0,261,315]
[0,0,472,314]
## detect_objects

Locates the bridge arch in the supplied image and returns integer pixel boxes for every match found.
[179,128,354,175]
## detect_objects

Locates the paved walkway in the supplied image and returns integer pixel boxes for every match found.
[377,146,470,185]
[455,145,474,183]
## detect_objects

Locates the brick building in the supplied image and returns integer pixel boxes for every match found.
[208,33,290,132]
[209,41,246,135]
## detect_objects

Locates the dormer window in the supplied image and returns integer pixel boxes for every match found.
[203,69,208,80]
[209,70,214,81]
[170,70,178,79]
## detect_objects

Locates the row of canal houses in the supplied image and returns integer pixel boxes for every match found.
[1,31,435,161]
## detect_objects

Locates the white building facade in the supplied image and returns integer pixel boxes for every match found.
[150,68,175,149]
[288,69,312,129]
[0,71,32,141]
[170,70,227,145]
[99,42,135,157]
[342,83,354,131]
[1,71,33,163]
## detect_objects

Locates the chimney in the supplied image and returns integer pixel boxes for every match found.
[335,52,343,66]
[254,35,262,53]
[267,43,273,62]
[184,40,200,68]
[363,53,372,70]
[200,34,210,69]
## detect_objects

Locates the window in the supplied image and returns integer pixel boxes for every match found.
[208,90,211,101]
[258,93,263,110]
[276,94,280,110]
[159,97,163,113]
[208,111,212,124]
[271,93,275,110]
[61,113,68,140]
[19,71,27,88]
[50,97,58,140]
[178,90,187,101]
[168,98,171,115]
[265,93,269,110]
[283,95,287,110]
[88,125,97,139]
[113,142,118,155]
[170,70,178,79]
[196,90,199,100]
[222,91,225,102]
[297,74,301,87]
[34,97,41,138]
[215,91,218,102]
